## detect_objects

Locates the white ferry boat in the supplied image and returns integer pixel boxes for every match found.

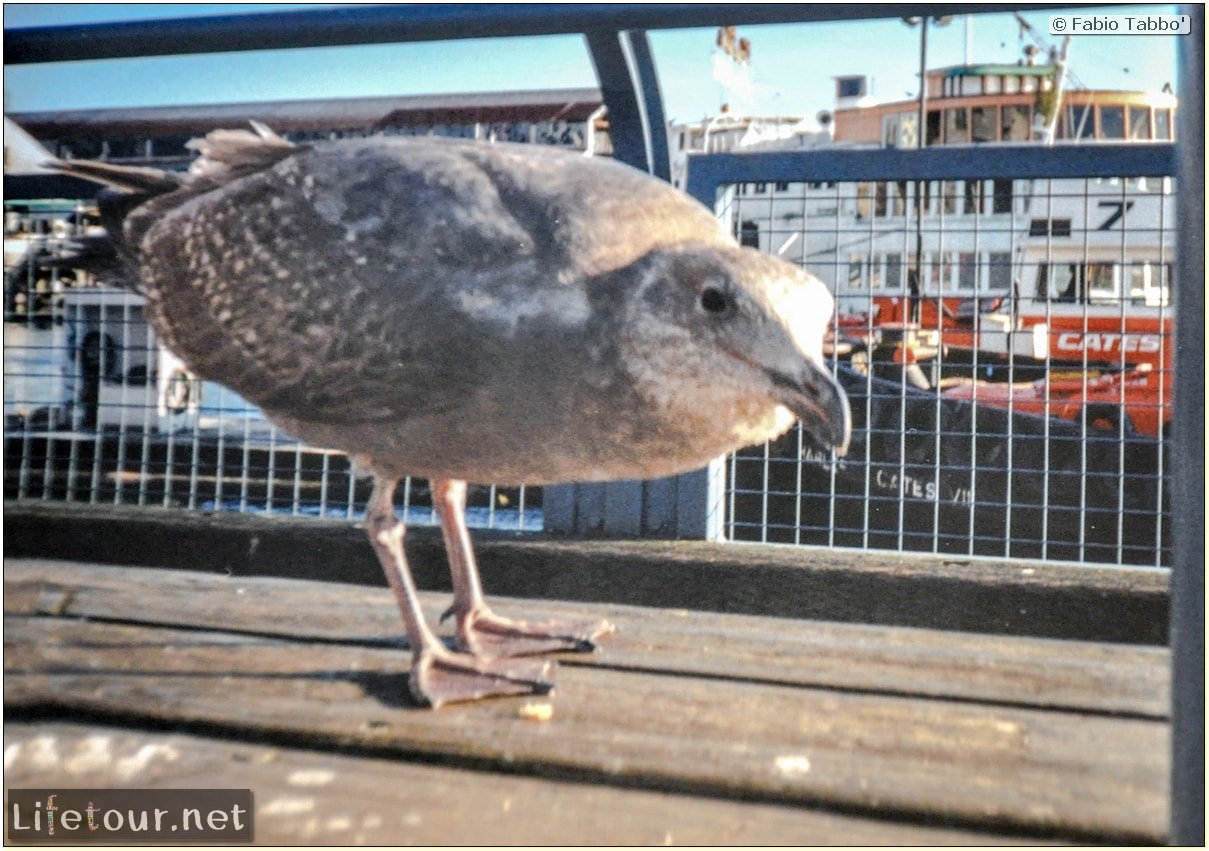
[670,48,1177,436]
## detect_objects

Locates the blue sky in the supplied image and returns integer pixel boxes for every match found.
[3,4,1181,123]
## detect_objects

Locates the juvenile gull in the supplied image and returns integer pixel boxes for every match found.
[52,125,851,708]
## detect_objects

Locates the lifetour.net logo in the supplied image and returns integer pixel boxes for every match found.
[6,789,253,843]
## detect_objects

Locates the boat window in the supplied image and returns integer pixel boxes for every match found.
[1128,263,1148,302]
[874,182,888,217]
[1159,264,1173,306]
[1099,105,1126,140]
[1020,76,1038,94]
[892,180,908,216]
[848,256,864,289]
[944,108,969,144]
[1001,105,1031,141]
[964,179,986,215]
[837,77,866,99]
[855,183,871,219]
[957,253,978,289]
[885,253,903,290]
[1043,264,1079,301]
[1127,106,1152,140]
[1063,104,1096,140]
[918,180,933,214]
[1130,262,1173,306]
[989,252,1013,291]
[983,74,1002,95]
[932,251,955,291]
[992,179,1013,214]
[1002,75,1021,94]
[1155,108,1172,140]
[869,258,883,289]
[738,220,759,248]
[1087,263,1119,303]
[882,114,900,148]
[965,181,982,215]
[925,111,942,146]
[959,75,982,96]
[971,106,997,143]
[1029,219,1073,237]
[942,181,959,215]
[898,113,919,148]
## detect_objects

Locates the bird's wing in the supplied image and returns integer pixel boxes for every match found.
[132,137,599,426]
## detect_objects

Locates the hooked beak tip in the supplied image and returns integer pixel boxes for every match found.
[824,386,852,457]
[773,362,852,456]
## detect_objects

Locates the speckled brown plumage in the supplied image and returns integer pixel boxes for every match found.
[52,125,850,707]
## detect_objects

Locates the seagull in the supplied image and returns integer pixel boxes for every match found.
[50,124,851,708]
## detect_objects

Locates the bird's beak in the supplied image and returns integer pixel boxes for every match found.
[768,361,851,456]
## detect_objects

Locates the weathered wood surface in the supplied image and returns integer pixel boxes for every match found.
[5,721,1026,846]
[5,559,1170,844]
[4,500,1171,644]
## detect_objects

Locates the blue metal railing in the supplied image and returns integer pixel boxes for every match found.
[685,144,1178,195]
[4,3,1089,181]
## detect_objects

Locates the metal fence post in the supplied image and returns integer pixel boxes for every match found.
[1170,5,1205,844]
[545,26,718,540]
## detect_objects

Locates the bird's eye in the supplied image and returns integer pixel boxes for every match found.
[699,286,733,316]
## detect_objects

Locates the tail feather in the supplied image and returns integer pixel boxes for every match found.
[185,121,296,182]
[43,158,182,195]
[45,122,297,195]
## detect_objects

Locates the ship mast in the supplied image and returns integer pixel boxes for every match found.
[1014,12,1072,145]
[1043,36,1072,145]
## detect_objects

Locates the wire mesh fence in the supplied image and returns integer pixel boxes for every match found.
[4,149,1175,566]
[2,243,540,531]
[715,168,1172,566]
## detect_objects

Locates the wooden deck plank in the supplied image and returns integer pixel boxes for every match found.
[4,560,1170,843]
[4,722,1038,845]
[4,501,1171,646]
[5,558,1169,717]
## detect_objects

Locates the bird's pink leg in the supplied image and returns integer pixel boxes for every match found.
[365,476,553,708]
[433,478,615,659]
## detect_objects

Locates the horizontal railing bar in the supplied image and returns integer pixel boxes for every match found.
[685,144,1177,205]
[6,3,1104,65]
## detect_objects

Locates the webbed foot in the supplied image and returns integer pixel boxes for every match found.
[448,605,615,659]
[410,645,555,709]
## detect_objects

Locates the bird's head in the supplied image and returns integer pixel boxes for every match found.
[612,243,851,459]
